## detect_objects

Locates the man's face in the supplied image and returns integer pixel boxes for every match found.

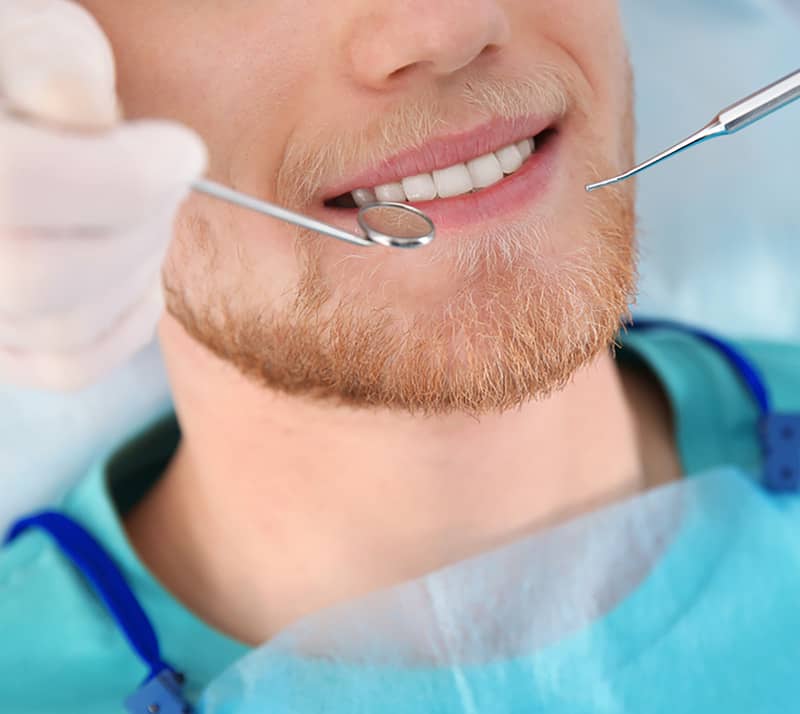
[80,1,636,413]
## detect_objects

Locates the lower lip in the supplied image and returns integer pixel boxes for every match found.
[320,131,561,235]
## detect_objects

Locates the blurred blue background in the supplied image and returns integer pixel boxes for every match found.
[622,0,799,336]
[1,0,798,532]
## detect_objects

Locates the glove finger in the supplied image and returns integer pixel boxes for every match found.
[0,278,164,391]
[0,198,179,316]
[0,116,207,229]
[0,0,118,128]
[0,250,164,349]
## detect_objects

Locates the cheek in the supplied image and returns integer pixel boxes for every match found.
[83,2,324,189]
[533,2,629,123]
[167,195,309,313]
[508,1,631,177]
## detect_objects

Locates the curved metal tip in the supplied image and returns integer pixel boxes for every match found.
[585,177,622,192]
[585,121,725,194]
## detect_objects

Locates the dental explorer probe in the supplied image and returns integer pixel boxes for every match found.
[586,68,800,192]
[191,179,435,249]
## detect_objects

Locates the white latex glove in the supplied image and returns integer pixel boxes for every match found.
[0,0,207,390]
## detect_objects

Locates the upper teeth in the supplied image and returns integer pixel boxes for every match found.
[353,137,535,206]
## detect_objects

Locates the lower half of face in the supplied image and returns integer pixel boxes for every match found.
[147,3,637,414]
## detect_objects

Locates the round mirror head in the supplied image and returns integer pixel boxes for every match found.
[357,202,435,249]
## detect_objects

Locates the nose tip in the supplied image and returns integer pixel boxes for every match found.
[347,1,511,88]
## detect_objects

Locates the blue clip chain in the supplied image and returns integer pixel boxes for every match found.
[3,512,194,713]
[631,319,800,492]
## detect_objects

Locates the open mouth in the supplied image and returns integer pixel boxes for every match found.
[325,127,557,210]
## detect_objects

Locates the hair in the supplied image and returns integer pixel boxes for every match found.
[163,66,637,415]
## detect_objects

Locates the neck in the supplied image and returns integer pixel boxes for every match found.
[127,314,649,645]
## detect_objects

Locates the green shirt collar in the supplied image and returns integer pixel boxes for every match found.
[55,326,764,691]
[61,411,249,694]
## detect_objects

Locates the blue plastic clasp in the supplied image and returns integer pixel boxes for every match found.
[760,413,800,493]
[124,668,193,714]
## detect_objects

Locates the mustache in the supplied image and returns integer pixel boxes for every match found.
[276,63,576,208]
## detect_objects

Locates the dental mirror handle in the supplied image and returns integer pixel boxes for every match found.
[191,179,374,247]
[586,68,800,192]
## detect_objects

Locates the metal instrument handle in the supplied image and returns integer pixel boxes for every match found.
[717,69,800,133]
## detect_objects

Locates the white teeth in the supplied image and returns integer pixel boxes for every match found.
[401,173,437,202]
[352,188,377,207]
[349,136,537,205]
[374,182,406,202]
[433,163,473,199]
[516,138,533,160]
[466,152,504,189]
[494,144,523,174]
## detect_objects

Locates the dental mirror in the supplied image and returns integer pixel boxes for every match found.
[191,179,435,249]
[356,202,436,249]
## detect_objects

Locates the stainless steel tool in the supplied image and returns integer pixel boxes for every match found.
[192,179,435,249]
[586,68,800,192]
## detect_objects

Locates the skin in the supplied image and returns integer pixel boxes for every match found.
[76,0,681,644]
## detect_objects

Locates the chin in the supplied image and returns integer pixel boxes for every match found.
[163,144,636,415]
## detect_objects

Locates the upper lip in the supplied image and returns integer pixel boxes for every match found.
[322,114,557,201]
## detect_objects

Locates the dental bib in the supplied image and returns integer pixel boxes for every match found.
[199,467,800,714]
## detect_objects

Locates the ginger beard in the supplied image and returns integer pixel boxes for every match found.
[163,68,637,415]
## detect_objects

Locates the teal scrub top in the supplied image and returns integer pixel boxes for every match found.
[2,328,800,713]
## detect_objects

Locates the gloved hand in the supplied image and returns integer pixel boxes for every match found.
[0,0,207,390]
